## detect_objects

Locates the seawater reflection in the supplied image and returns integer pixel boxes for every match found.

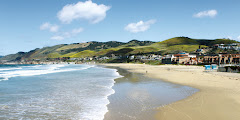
[104,67,198,120]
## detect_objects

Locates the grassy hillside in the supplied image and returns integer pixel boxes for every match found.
[120,40,154,47]
[157,37,239,46]
[96,48,120,56]
[70,50,96,58]
[29,45,66,59]
[129,47,160,54]
[1,37,238,62]
[60,52,77,58]
[47,52,61,58]
[159,37,199,46]
[167,45,205,53]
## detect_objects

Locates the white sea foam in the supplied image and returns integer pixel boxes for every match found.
[0,65,121,120]
[78,68,120,120]
[0,64,93,81]
[0,67,22,71]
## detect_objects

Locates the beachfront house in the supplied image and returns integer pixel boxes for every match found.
[149,54,162,60]
[172,53,197,64]
[134,55,148,60]
[219,54,240,64]
[162,53,197,64]
[213,43,240,50]
[197,54,240,65]
[129,55,135,60]
[99,56,110,60]
[162,54,174,64]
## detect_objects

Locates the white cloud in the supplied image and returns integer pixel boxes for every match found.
[124,19,156,33]
[49,25,59,32]
[50,27,84,40]
[72,28,84,35]
[50,36,64,40]
[40,23,51,30]
[237,36,240,41]
[63,27,84,38]
[40,22,59,32]
[57,0,111,24]
[226,36,233,40]
[193,9,217,18]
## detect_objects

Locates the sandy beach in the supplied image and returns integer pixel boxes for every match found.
[103,63,240,120]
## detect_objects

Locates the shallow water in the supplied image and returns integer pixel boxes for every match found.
[104,67,198,120]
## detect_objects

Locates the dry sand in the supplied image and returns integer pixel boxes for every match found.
[103,63,240,120]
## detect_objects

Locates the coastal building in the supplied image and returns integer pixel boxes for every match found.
[197,54,240,65]
[149,54,162,60]
[198,55,219,64]
[196,49,204,53]
[172,53,197,64]
[219,54,240,64]
[128,54,161,61]
[70,58,78,61]
[135,55,148,60]
[129,55,135,60]
[162,53,197,64]
[98,56,110,60]
[162,54,174,64]
[213,43,240,50]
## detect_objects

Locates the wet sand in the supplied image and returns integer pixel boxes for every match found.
[103,66,198,120]
[103,64,240,120]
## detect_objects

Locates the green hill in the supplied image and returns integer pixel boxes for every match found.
[70,50,96,58]
[1,37,238,62]
[158,37,199,46]
[156,37,239,46]
[0,40,155,61]
[149,37,239,54]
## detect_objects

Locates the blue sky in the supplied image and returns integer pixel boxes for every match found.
[0,0,240,55]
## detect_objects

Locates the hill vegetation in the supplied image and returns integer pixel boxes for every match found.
[1,37,239,62]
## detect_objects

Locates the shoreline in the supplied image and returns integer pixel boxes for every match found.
[102,63,240,120]
[103,65,198,120]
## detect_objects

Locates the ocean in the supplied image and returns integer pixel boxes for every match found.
[0,64,120,120]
